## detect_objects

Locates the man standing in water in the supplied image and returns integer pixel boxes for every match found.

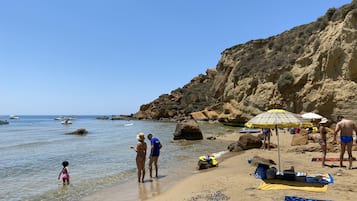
[334,115,357,169]
[147,133,162,178]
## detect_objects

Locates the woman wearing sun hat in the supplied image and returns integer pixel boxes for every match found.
[319,118,328,167]
[130,132,147,182]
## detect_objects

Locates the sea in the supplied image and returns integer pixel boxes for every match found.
[0,115,240,201]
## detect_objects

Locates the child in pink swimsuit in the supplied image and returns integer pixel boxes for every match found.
[58,161,70,185]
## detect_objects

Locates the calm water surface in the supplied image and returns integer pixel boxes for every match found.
[0,116,240,201]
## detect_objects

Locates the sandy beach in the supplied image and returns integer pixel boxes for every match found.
[83,131,357,201]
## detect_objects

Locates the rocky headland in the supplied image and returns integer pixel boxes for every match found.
[134,1,357,126]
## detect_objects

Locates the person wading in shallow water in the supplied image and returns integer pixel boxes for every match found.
[147,133,162,178]
[58,161,70,185]
[334,115,357,169]
[131,133,147,183]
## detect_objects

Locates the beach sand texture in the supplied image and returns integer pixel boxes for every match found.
[83,132,357,201]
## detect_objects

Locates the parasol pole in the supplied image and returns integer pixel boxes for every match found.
[276,124,281,172]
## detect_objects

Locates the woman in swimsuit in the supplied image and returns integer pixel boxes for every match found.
[131,133,147,182]
[319,118,328,167]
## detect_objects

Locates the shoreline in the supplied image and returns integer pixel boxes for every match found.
[82,131,357,201]
[80,135,237,201]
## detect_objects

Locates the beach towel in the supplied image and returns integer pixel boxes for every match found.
[311,157,356,162]
[284,196,331,201]
[258,180,328,192]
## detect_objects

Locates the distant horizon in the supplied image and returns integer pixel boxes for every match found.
[0,0,352,115]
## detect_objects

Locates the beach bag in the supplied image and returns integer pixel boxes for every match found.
[266,167,277,179]
[254,164,269,179]
[282,170,296,181]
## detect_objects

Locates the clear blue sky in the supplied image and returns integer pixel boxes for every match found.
[0,0,352,115]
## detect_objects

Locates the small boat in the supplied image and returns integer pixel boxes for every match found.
[9,115,19,119]
[239,127,261,133]
[54,116,64,120]
[61,119,72,125]
[0,120,9,125]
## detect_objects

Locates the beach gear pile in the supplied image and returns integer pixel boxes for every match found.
[249,156,334,184]
[198,154,218,170]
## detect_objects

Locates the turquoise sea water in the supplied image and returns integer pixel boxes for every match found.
[0,115,237,201]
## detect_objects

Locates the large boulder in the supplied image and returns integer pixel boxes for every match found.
[227,134,263,152]
[291,134,309,146]
[173,119,203,140]
[66,128,88,136]
[250,156,276,166]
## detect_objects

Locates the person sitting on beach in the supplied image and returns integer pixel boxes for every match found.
[58,160,70,185]
[334,115,357,169]
[130,133,147,182]
[147,133,162,178]
[261,128,272,150]
[319,118,328,167]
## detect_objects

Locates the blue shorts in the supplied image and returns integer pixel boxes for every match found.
[340,136,353,143]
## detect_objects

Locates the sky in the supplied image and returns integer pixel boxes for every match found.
[0,0,352,115]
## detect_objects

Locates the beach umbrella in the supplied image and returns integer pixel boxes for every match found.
[245,109,313,172]
[301,112,324,120]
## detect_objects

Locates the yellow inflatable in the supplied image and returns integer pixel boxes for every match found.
[198,155,218,170]
[313,127,318,132]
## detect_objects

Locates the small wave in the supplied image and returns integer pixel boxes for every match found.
[124,123,134,126]
[212,150,229,158]
[0,138,71,150]
[24,168,137,201]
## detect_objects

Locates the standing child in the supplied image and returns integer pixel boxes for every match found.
[58,161,70,185]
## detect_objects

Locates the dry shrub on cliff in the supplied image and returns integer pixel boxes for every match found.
[277,71,295,91]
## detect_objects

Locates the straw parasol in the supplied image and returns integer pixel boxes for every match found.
[301,112,324,120]
[245,109,313,172]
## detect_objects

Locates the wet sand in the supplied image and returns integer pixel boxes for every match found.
[80,152,207,201]
[82,131,357,201]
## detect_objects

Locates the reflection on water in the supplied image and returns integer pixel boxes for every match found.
[149,178,161,197]
[138,183,148,200]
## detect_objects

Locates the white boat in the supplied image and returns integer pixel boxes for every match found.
[61,119,72,125]
[9,115,19,119]
[239,127,261,133]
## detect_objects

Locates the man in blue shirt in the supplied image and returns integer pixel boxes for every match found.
[147,133,162,178]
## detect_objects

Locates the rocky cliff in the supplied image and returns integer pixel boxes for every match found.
[135,1,357,125]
